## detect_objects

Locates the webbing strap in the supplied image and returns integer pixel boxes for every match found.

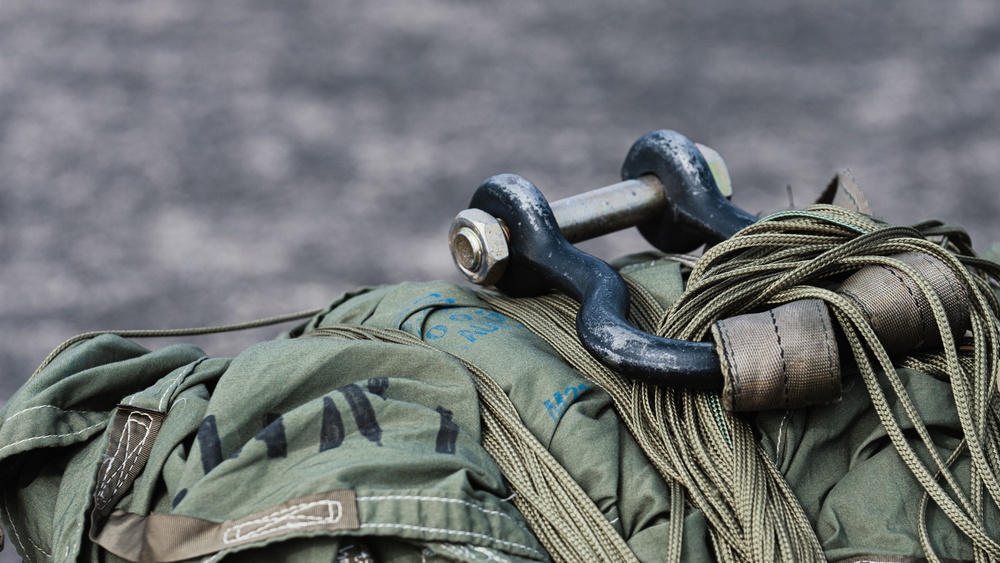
[836,251,970,358]
[92,491,360,562]
[713,299,841,412]
[713,249,973,412]
[817,169,871,214]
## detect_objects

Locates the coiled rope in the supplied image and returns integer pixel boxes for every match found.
[480,205,1000,561]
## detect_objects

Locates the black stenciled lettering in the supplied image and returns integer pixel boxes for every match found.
[367,377,389,399]
[172,488,188,509]
[254,412,288,459]
[197,415,224,474]
[338,384,383,446]
[435,406,459,455]
[320,396,345,451]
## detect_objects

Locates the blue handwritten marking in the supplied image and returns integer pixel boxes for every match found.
[544,383,590,423]
[450,309,521,343]
[397,292,458,338]
[425,325,448,339]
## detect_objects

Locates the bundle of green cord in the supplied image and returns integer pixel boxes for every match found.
[484,205,1000,561]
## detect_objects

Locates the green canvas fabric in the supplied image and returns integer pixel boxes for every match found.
[754,364,1000,562]
[291,277,705,562]
[0,331,544,562]
[289,263,996,561]
[1,255,995,561]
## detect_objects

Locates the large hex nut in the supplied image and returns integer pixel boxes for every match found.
[448,208,509,286]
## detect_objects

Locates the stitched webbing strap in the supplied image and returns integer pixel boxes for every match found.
[713,299,841,412]
[836,251,970,358]
[713,250,972,412]
[93,491,360,562]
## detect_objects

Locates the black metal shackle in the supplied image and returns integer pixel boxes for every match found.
[448,130,757,389]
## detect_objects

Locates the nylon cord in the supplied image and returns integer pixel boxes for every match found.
[32,308,325,378]
[480,205,1000,561]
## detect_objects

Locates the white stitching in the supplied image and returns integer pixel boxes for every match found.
[63,521,76,561]
[122,358,205,409]
[222,500,344,544]
[106,412,153,505]
[355,495,523,527]
[0,422,106,457]
[94,411,154,509]
[773,409,792,466]
[158,359,205,411]
[469,544,510,563]
[2,405,90,425]
[440,543,510,563]
[202,550,227,563]
[2,488,51,559]
[2,489,28,560]
[359,522,542,557]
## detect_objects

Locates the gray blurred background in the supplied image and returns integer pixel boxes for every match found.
[2,1,1000,559]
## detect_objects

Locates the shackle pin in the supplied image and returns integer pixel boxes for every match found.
[554,143,732,243]
[550,176,665,244]
[449,144,732,285]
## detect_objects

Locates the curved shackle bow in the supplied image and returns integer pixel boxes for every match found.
[448,129,757,389]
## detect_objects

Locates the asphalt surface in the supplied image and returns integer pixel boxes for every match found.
[3,1,1000,560]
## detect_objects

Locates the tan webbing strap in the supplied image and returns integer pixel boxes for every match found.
[836,252,970,358]
[712,299,841,412]
[817,169,871,214]
[92,491,359,562]
[711,250,971,412]
[88,406,362,561]
[91,406,166,521]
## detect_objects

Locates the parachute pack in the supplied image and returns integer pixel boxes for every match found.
[2,130,998,562]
